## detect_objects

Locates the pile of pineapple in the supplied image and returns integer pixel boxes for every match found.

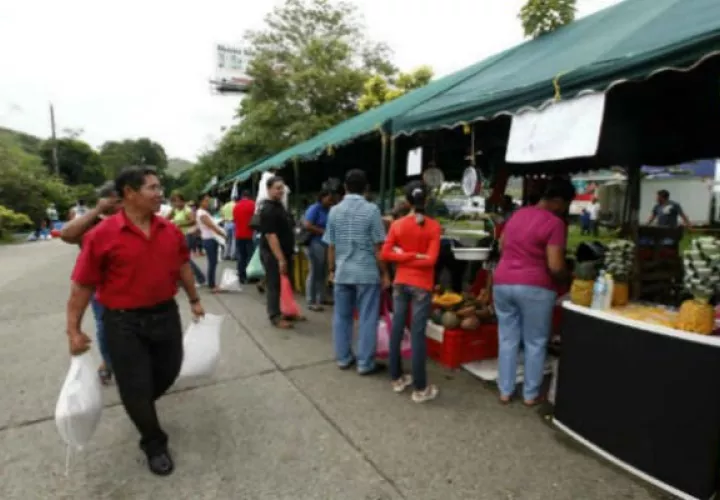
[605,239,635,307]
[678,237,720,334]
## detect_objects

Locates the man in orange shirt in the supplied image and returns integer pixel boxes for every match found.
[233,190,256,284]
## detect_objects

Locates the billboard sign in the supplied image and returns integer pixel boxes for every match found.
[212,44,252,93]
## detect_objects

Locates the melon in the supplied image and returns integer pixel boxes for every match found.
[460,316,480,331]
[441,311,461,329]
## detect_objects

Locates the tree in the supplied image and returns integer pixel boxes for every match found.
[0,205,32,241]
[39,138,106,186]
[0,135,75,223]
[237,0,396,156]
[519,0,577,38]
[99,138,168,180]
[357,66,434,111]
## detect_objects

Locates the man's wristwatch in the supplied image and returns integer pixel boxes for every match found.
[189,297,201,305]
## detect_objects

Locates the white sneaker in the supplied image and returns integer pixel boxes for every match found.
[411,384,439,403]
[391,375,413,393]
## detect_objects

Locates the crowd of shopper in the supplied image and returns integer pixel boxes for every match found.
[60,164,578,477]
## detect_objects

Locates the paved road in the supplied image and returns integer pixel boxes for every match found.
[0,241,668,500]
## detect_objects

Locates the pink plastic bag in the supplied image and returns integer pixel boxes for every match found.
[280,275,300,317]
[376,293,412,360]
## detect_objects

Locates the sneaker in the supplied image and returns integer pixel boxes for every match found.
[391,375,413,393]
[411,384,439,403]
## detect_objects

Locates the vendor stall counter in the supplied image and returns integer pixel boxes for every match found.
[554,302,720,500]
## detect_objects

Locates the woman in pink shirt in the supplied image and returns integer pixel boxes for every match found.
[493,177,575,405]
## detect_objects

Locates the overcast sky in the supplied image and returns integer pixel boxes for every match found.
[0,0,620,160]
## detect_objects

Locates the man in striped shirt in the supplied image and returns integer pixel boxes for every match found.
[324,169,390,375]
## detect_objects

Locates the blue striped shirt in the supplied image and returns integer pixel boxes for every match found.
[323,194,386,284]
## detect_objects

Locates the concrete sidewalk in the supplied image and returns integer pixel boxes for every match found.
[0,242,667,499]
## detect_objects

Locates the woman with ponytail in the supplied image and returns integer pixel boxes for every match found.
[381,181,442,403]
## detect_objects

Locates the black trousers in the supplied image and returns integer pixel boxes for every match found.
[260,248,294,321]
[103,299,183,454]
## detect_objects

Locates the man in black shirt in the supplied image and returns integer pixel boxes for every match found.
[259,175,296,329]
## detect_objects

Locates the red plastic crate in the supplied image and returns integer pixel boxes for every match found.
[427,323,499,369]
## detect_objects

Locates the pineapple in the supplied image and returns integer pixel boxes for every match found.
[571,261,597,306]
[605,240,635,307]
[676,237,720,334]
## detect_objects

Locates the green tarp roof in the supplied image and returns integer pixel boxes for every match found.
[229,0,720,182]
[391,0,720,136]
[230,52,513,181]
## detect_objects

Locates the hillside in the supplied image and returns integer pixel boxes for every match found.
[167,158,194,177]
[0,127,43,154]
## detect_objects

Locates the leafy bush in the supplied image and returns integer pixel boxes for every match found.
[0,204,33,240]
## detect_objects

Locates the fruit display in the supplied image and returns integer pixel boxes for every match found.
[611,304,677,328]
[570,261,598,306]
[430,285,496,330]
[605,240,635,307]
[676,237,720,334]
[431,287,464,309]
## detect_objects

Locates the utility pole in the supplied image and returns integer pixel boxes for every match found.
[49,103,59,176]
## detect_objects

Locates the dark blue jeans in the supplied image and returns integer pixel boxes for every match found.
[90,295,111,369]
[390,284,432,391]
[203,239,219,289]
[185,234,206,285]
[235,238,254,284]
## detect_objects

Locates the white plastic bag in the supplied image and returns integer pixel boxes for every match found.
[179,314,225,379]
[55,353,103,451]
[219,268,243,292]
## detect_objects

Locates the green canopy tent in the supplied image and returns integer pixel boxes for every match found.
[385,0,720,177]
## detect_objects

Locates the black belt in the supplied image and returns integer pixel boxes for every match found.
[106,299,176,314]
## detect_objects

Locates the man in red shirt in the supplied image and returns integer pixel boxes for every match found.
[233,190,256,284]
[66,166,205,477]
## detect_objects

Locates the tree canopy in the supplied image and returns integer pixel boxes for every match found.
[357,66,434,111]
[519,0,577,38]
[99,138,169,180]
[39,137,105,186]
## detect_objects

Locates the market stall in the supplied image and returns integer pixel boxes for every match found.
[555,302,720,500]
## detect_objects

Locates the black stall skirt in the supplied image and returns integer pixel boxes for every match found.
[554,304,720,500]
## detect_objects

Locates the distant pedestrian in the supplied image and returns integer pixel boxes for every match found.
[587,197,600,236]
[648,189,692,229]
[233,190,256,284]
[303,189,333,311]
[221,196,236,260]
[66,166,204,476]
[169,193,206,287]
[196,194,228,293]
[324,169,390,375]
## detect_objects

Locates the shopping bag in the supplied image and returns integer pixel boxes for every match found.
[219,268,242,292]
[179,314,225,379]
[55,352,103,451]
[375,293,412,360]
[280,275,300,317]
[246,248,265,279]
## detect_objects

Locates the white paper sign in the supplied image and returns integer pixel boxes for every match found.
[406,147,423,176]
[505,93,606,164]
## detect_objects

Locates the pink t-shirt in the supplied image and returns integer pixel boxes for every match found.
[493,206,566,291]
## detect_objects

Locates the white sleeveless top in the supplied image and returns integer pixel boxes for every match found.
[196,208,217,240]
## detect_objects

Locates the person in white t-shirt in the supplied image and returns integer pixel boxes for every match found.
[156,201,173,219]
[196,194,227,292]
[587,197,600,236]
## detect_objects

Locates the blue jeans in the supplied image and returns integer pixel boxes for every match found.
[390,284,432,391]
[224,223,235,259]
[305,240,327,305]
[90,295,111,370]
[203,239,219,288]
[333,283,381,373]
[185,234,206,285]
[493,284,556,400]
[235,238,254,283]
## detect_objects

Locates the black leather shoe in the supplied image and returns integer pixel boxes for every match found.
[147,450,174,476]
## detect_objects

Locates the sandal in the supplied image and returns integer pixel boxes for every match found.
[98,367,113,386]
[499,395,513,405]
[308,304,324,312]
[411,384,439,403]
[391,375,413,393]
[523,397,543,407]
[272,319,294,329]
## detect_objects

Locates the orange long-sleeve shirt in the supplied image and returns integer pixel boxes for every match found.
[381,214,442,292]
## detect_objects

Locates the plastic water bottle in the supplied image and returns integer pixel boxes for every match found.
[591,271,607,311]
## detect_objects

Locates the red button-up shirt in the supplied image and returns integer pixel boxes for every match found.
[233,198,256,240]
[71,211,190,309]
